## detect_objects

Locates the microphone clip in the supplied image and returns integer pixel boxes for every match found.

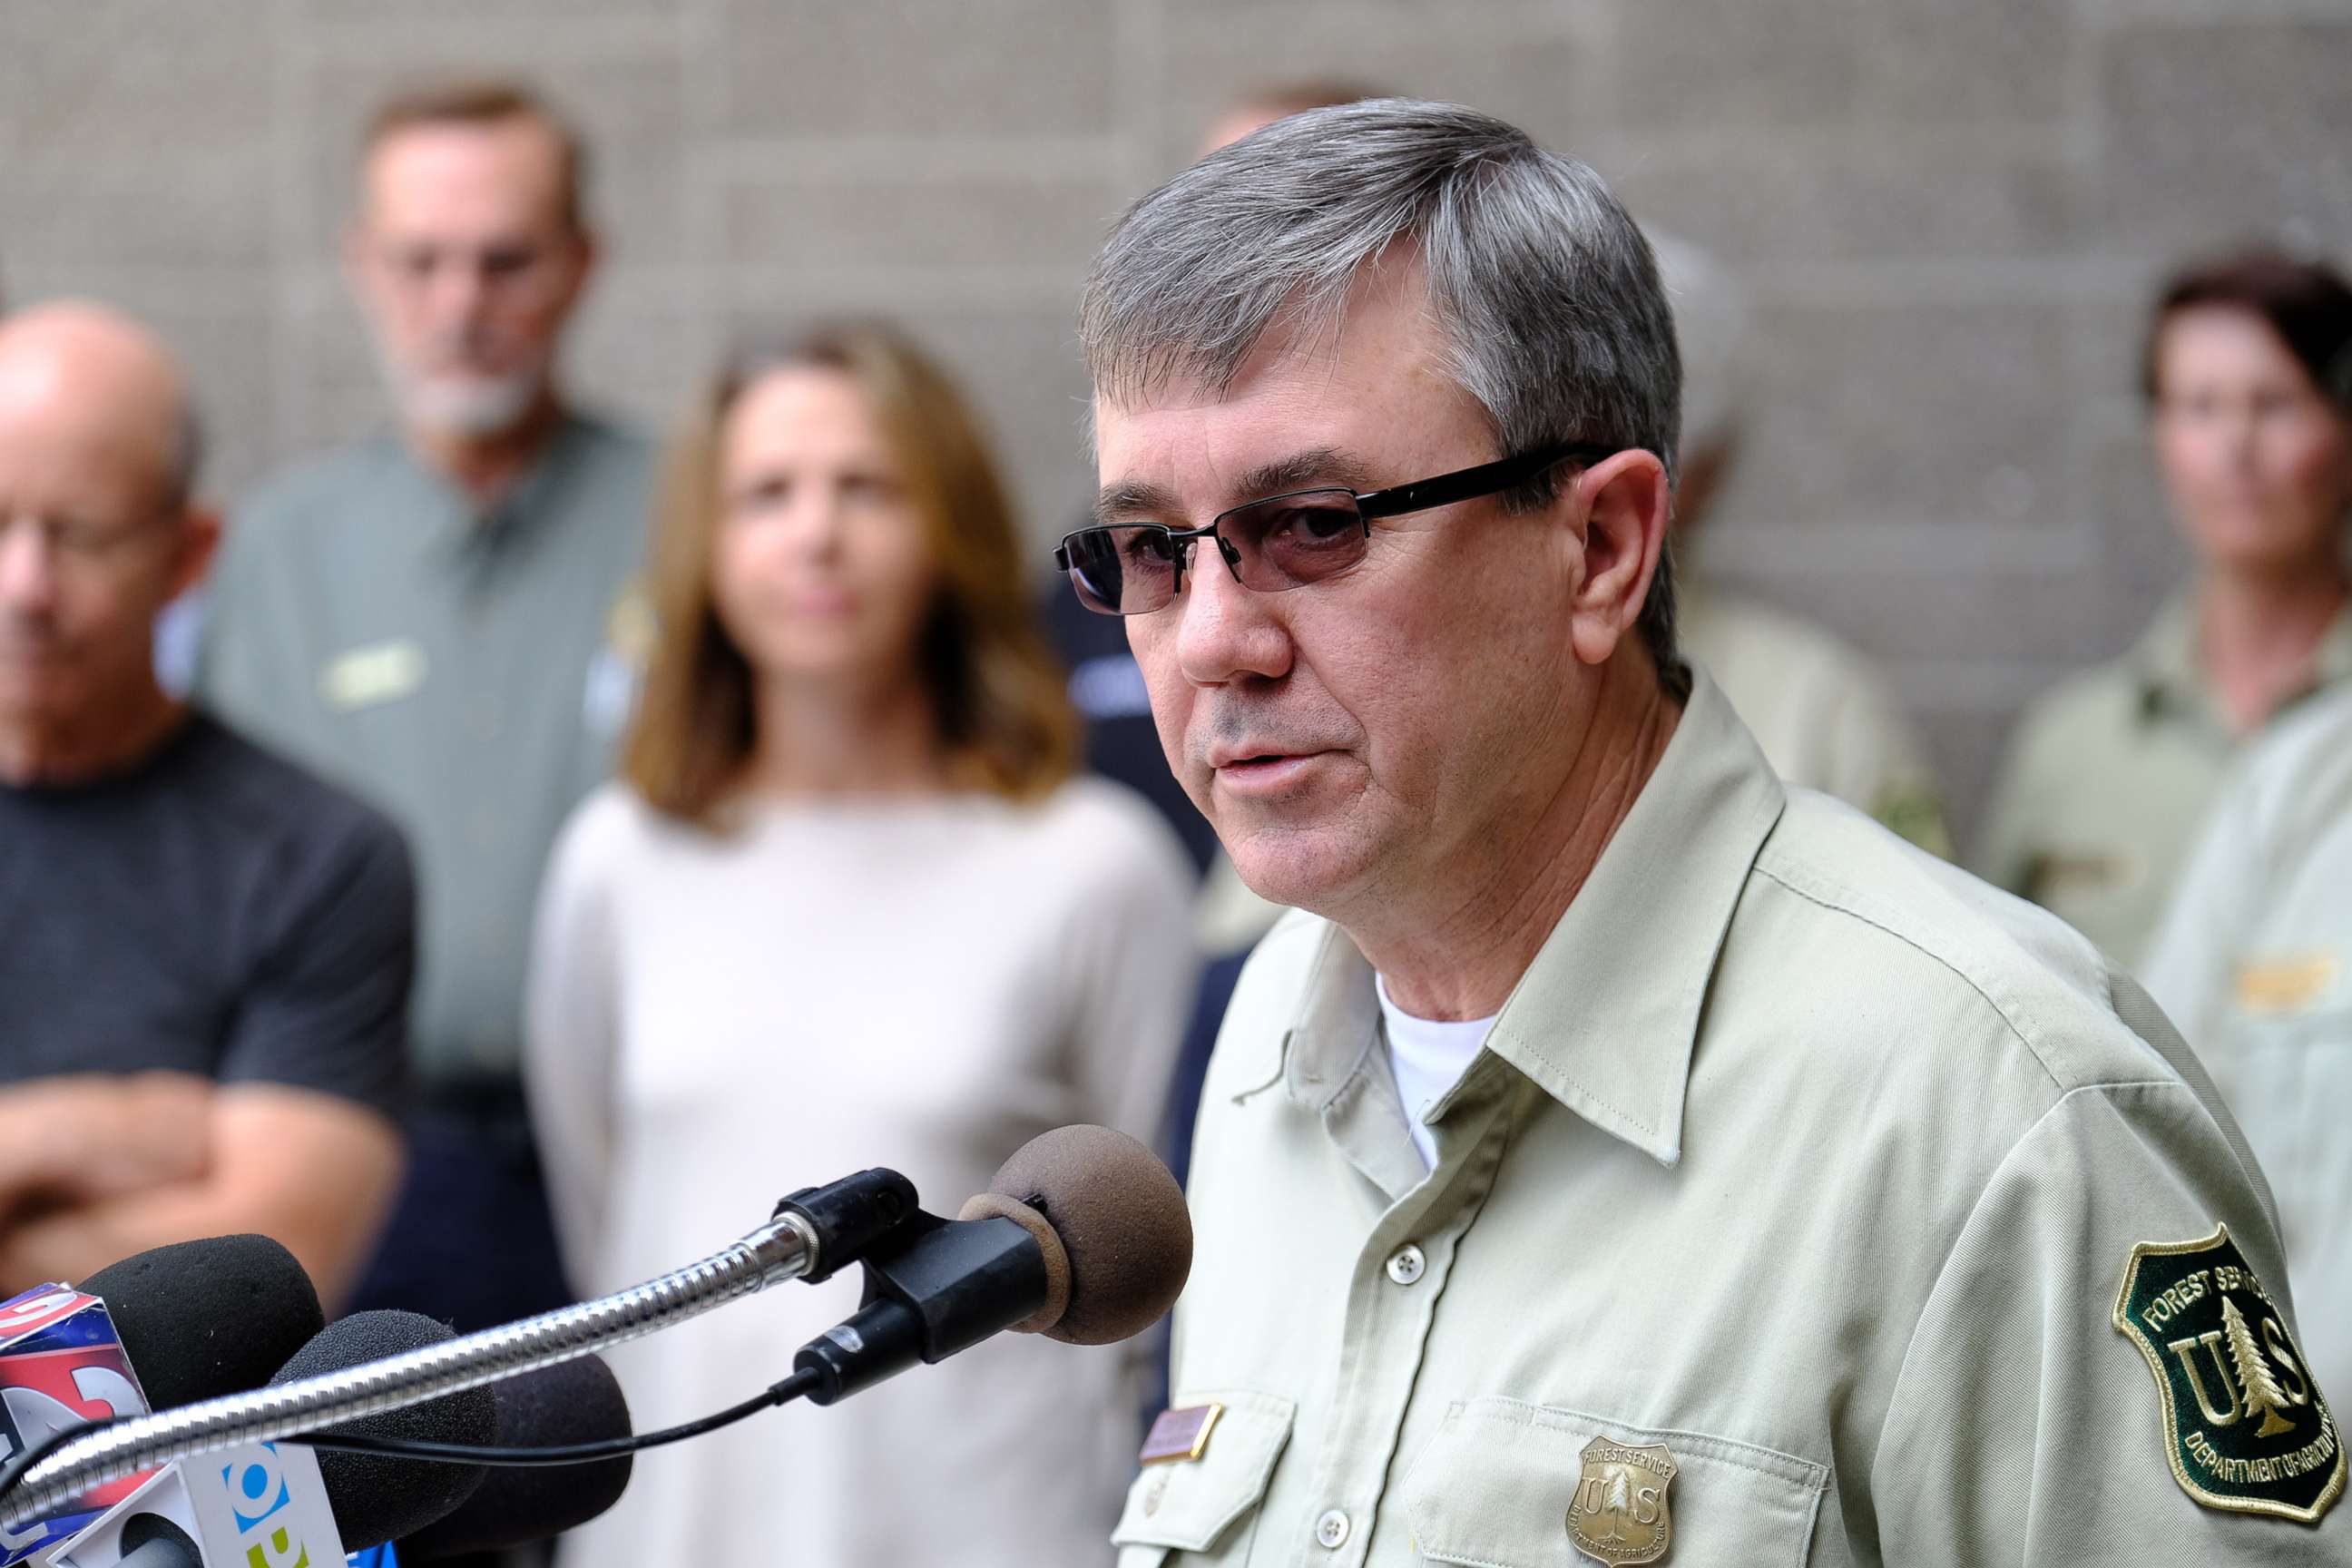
[790,1211,1047,1406]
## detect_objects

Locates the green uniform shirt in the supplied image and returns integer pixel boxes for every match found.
[198,415,653,1084]
[1120,673,2340,1566]
[2147,682,2352,1416]
[1975,594,2352,969]
[1680,583,1950,856]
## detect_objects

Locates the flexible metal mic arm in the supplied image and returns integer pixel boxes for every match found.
[2,1213,818,1528]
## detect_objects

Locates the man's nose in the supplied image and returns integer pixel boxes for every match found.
[1173,545,1291,688]
[425,259,494,334]
[0,522,60,614]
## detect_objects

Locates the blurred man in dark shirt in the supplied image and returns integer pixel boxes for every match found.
[0,302,411,1304]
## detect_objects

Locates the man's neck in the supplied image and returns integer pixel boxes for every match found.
[407,390,566,505]
[739,670,951,799]
[2199,560,2347,733]
[1356,657,1682,1021]
[0,679,188,789]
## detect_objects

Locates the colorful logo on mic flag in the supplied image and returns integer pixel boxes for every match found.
[0,1283,156,1564]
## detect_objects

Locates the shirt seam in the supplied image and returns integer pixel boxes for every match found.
[1750,860,2073,1095]
[1867,1077,2191,1491]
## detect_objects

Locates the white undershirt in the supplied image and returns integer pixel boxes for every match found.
[1376,973,1500,1169]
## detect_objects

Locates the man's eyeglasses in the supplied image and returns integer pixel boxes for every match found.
[1055,441,1617,616]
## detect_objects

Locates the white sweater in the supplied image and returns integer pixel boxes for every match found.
[525,778,1197,1568]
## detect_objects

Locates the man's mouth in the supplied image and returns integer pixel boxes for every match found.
[1209,748,1333,795]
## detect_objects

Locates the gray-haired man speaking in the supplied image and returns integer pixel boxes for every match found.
[1059,101,2342,1563]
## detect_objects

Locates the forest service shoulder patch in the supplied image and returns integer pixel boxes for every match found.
[2113,1224,2345,1524]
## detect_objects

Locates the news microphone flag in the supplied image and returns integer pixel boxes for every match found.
[0,1284,153,1563]
[42,1441,347,1568]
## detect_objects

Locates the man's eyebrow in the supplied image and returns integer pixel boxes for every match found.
[1093,479,1181,527]
[1230,447,1374,505]
[1092,447,1376,528]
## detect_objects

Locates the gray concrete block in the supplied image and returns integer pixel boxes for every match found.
[1613,0,1861,132]
[2083,420,2192,611]
[1720,296,2073,532]
[1851,0,2072,126]
[566,281,719,436]
[0,0,279,159]
[1153,3,1592,170]
[1722,553,2120,670]
[719,165,1122,273]
[0,151,276,271]
[1916,701,2024,856]
[278,293,387,466]
[2101,19,2352,252]
[710,0,1117,139]
[1609,142,2085,264]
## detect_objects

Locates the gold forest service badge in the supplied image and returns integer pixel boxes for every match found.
[2113,1224,2345,1523]
[1566,1436,1676,1565]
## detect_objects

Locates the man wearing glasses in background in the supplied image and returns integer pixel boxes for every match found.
[0,303,408,1306]
[1071,101,2342,1563]
[200,82,652,1332]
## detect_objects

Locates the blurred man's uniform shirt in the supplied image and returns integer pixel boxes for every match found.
[1678,583,1948,855]
[2147,682,2352,1412]
[198,412,652,1323]
[1976,593,2352,967]
[1120,674,2336,1565]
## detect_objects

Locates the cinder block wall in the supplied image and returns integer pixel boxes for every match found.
[5,0,2347,842]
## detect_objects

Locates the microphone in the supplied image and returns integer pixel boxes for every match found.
[5,1126,1191,1518]
[79,1236,326,1411]
[41,1311,499,1568]
[793,1124,1191,1403]
[398,1355,633,1560]
[268,1311,497,1549]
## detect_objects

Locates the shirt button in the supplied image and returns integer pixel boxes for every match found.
[1315,1508,1350,1549]
[1386,1243,1426,1286]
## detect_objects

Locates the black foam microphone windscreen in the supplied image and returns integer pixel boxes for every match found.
[268,1311,497,1549]
[398,1354,634,1559]
[79,1234,326,1406]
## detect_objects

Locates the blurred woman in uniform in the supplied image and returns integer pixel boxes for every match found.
[1977,250,2352,965]
[525,323,1195,1568]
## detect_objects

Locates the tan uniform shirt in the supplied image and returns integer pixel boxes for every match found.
[2146,683,2352,1414]
[1680,584,1950,856]
[1117,673,2342,1567]
[1975,595,2352,970]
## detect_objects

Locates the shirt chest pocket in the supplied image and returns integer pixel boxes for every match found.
[1112,1391,1295,1566]
[1400,1397,1828,1567]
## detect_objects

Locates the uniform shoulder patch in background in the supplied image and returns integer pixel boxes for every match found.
[2113,1224,2344,1523]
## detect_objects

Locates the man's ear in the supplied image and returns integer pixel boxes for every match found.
[165,506,222,601]
[550,226,599,323]
[1565,449,1671,669]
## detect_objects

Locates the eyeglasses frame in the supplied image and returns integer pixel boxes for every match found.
[1055,439,1623,614]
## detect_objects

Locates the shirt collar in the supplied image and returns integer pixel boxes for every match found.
[2130,592,2352,725]
[396,414,592,558]
[2129,593,2209,722]
[1280,671,1785,1170]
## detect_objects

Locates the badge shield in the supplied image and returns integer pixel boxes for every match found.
[2113,1224,2345,1523]
[1566,1436,1676,1565]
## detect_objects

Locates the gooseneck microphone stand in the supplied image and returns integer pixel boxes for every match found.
[0,1170,919,1529]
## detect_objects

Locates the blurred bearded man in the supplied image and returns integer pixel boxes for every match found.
[1069,101,2341,1563]
[200,81,652,1330]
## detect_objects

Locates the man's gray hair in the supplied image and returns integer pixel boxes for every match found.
[1082,98,1682,672]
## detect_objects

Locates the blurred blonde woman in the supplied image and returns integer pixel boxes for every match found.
[526,324,1194,1568]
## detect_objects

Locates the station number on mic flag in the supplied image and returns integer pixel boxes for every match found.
[0,1285,156,1565]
